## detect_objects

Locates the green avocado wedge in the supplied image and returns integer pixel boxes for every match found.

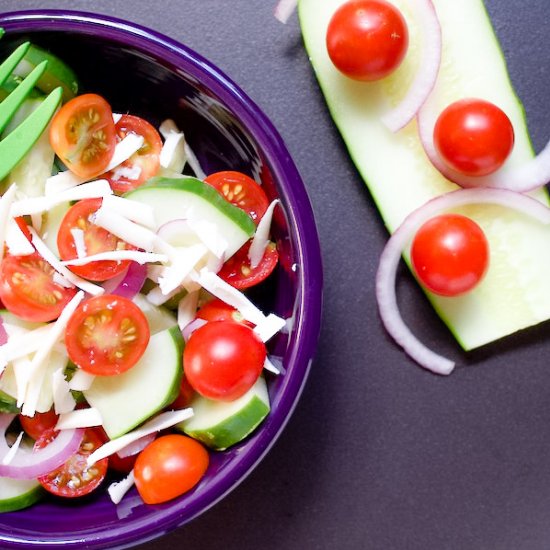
[299,0,550,351]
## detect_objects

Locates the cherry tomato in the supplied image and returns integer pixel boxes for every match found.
[217,241,278,290]
[65,294,150,376]
[49,94,116,179]
[134,434,209,504]
[433,98,515,176]
[19,409,59,440]
[57,198,137,281]
[104,114,163,193]
[326,0,409,81]
[184,320,266,401]
[196,298,254,327]
[204,171,269,225]
[35,428,108,498]
[170,374,196,410]
[411,213,489,297]
[0,251,77,322]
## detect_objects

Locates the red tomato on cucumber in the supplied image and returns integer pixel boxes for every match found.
[411,213,489,297]
[105,114,163,193]
[204,171,269,225]
[49,93,117,179]
[65,294,150,376]
[184,320,266,401]
[57,198,137,281]
[0,251,77,322]
[326,0,409,81]
[433,98,515,176]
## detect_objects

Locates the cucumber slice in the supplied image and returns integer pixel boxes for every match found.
[40,201,70,256]
[178,376,270,451]
[1,96,56,197]
[300,0,550,350]
[12,44,79,103]
[0,477,44,513]
[83,326,183,439]
[131,293,178,334]
[125,176,256,259]
[0,389,18,413]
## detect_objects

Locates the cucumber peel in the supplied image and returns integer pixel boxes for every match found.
[0,477,44,513]
[300,0,550,351]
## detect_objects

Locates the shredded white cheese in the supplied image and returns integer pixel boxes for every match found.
[253,313,287,343]
[5,217,34,256]
[52,367,76,415]
[55,408,103,430]
[68,369,96,391]
[1,431,23,465]
[105,133,144,172]
[62,250,168,267]
[159,119,187,173]
[177,290,199,331]
[87,408,194,466]
[101,194,156,229]
[70,228,87,258]
[158,244,208,295]
[108,470,135,505]
[45,170,85,196]
[186,218,228,259]
[248,199,279,268]
[0,184,18,263]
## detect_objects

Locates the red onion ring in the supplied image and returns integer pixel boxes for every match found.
[116,433,155,459]
[110,262,147,299]
[274,0,298,23]
[376,188,550,375]
[0,414,84,479]
[0,314,8,346]
[182,318,207,342]
[381,0,442,132]
[417,99,550,192]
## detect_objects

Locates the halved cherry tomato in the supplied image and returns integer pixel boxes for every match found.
[14,217,33,243]
[0,251,77,322]
[204,171,269,225]
[196,298,254,327]
[134,434,209,504]
[411,213,489,297]
[35,428,108,498]
[19,409,59,440]
[217,241,278,290]
[433,98,515,176]
[50,94,116,179]
[65,294,150,376]
[326,0,409,81]
[184,320,266,401]
[105,114,163,193]
[57,198,137,281]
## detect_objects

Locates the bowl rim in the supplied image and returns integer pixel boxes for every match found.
[0,9,323,550]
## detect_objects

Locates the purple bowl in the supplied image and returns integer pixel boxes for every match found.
[0,10,322,549]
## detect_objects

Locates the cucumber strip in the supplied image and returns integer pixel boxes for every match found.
[83,326,184,439]
[0,477,44,513]
[300,0,550,350]
[178,376,270,451]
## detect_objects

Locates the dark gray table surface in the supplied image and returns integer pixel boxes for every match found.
[2,1,550,549]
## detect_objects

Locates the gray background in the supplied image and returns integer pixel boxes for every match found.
[3,1,550,549]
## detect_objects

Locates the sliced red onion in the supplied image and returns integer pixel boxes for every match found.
[0,414,84,479]
[418,99,550,192]
[116,433,155,459]
[0,315,8,346]
[110,262,147,300]
[381,0,441,132]
[157,219,196,247]
[376,188,550,375]
[182,318,208,342]
[274,0,297,23]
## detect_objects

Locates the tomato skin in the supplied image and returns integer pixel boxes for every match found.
[196,298,254,327]
[204,171,269,225]
[217,241,278,290]
[184,320,266,402]
[19,409,59,440]
[411,214,489,297]
[0,251,77,322]
[433,98,515,176]
[326,0,409,81]
[65,294,150,376]
[134,434,209,505]
[105,115,163,193]
[35,428,108,498]
[50,94,116,179]
[57,198,136,281]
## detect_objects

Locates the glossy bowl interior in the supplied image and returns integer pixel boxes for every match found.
[0,10,322,549]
